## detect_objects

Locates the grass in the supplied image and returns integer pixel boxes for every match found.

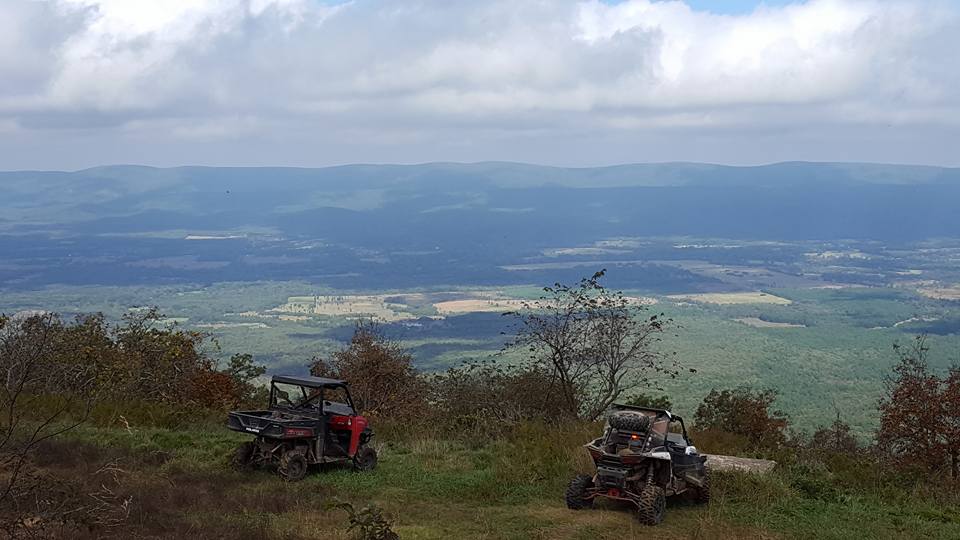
[17,419,953,539]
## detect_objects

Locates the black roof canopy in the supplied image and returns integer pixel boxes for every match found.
[271,374,346,388]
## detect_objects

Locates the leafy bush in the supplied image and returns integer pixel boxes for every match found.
[694,387,789,449]
[311,322,426,421]
[427,360,571,438]
[329,499,399,540]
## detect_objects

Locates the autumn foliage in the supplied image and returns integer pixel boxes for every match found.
[310,322,426,420]
[2,309,265,415]
[877,336,960,479]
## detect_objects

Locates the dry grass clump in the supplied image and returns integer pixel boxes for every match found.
[0,438,339,539]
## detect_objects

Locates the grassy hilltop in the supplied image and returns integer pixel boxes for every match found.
[3,309,960,539]
[19,415,960,539]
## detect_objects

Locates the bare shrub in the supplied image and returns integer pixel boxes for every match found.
[0,457,132,538]
[503,270,679,420]
[0,314,100,520]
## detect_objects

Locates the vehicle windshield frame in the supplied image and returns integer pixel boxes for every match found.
[270,382,321,410]
[268,381,356,413]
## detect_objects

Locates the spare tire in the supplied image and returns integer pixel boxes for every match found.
[608,411,651,432]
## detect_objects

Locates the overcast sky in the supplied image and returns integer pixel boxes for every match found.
[1,0,958,170]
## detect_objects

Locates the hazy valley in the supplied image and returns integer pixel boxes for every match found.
[4,162,960,432]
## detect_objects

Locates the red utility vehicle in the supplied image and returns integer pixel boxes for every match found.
[227,375,377,481]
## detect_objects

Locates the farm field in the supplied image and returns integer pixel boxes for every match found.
[667,292,792,305]
[4,235,960,433]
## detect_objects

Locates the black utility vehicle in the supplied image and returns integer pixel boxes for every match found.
[227,375,377,481]
[565,404,709,525]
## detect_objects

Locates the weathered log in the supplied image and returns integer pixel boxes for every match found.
[704,454,777,473]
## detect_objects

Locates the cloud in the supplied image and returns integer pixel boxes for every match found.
[0,0,958,168]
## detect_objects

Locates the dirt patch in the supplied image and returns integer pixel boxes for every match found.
[668,292,792,305]
[433,298,527,315]
[434,294,656,315]
[270,295,418,321]
[2,439,332,539]
[195,322,270,329]
[734,318,805,329]
[918,286,960,301]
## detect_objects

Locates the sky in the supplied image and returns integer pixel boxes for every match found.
[1,0,958,170]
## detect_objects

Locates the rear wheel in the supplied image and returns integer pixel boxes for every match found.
[279,450,308,482]
[353,446,378,472]
[565,474,595,510]
[636,484,666,525]
[231,442,256,471]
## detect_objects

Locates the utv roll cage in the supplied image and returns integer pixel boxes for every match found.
[268,375,358,414]
[607,403,695,448]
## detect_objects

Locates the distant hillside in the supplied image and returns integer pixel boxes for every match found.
[3,161,960,291]
[2,161,959,241]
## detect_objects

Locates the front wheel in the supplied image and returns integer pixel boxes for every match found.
[637,484,666,526]
[565,474,595,510]
[353,446,378,472]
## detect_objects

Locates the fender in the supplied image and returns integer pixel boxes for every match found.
[348,415,368,456]
[329,414,368,455]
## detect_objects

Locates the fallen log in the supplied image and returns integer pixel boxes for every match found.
[704,454,777,473]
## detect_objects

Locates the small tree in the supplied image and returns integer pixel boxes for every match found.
[114,308,212,404]
[809,410,859,455]
[944,367,960,479]
[310,322,425,419]
[224,353,268,406]
[504,270,678,420]
[694,387,789,448]
[877,336,950,476]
